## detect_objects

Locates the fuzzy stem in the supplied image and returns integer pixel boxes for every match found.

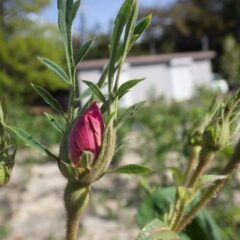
[64,181,90,240]
[175,140,240,232]
[184,146,201,181]
[188,148,215,188]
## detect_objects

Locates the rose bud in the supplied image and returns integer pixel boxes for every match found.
[68,102,105,166]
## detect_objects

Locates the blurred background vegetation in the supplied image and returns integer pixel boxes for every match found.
[1,0,240,239]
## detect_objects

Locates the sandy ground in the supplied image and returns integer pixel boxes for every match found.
[0,148,141,240]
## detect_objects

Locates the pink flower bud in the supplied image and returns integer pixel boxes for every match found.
[68,102,105,165]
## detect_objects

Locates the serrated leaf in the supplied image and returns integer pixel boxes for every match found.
[108,164,152,174]
[75,39,94,65]
[116,101,146,127]
[117,78,144,99]
[136,219,180,240]
[82,80,108,107]
[31,84,65,116]
[44,113,64,133]
[195,175,228,191]
[178,186,194,204]
[38,57,71,85]
[7,126,48,156]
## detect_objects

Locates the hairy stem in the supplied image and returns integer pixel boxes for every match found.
[188,148,215,188]
[176,140,240,232]
[64,181,90,240]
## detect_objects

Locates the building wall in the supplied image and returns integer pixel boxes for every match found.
[77,58,213,106]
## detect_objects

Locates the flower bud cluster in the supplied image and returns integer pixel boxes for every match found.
[202,91,240,151]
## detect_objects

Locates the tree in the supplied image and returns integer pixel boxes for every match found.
[220,36,240,89]
[0,0,66,102]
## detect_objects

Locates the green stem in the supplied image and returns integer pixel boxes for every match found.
[64,181,90,240]
[184,146,201,182]
[175,140,240,232]
[188,148,215,188]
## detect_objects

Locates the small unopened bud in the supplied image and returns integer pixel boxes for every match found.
[59,102,116,184]
[68,102,105,166]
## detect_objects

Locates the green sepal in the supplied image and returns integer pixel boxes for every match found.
[79,151,94,170]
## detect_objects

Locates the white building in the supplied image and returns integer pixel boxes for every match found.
[77,51,215,106]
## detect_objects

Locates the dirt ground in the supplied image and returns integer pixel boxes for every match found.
[0,148,141,240]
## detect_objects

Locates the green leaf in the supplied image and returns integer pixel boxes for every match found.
[108,0,136,85]
[123,0,138,51]
[133,15,152,38]
[129,15,152,49]
[75,39,94,65]
[44,113,64,133]
[0,100,6,125]
[178,186,194,205]
[31,84,65,116]
[170,167,184,186]
[38,57,71,85]
[7,126,48,156]
[116,101,146,127]
[82,80,108,107]
[117,78,144,99]
[195,175,228,191]
[136,219,180,240]
[71,0,81,23]
[108,164,152,174]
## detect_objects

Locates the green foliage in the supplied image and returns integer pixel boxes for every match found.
[220,36,240,88]
[0,0,66,102]
[136,187,224,240]
[7,102,62,149]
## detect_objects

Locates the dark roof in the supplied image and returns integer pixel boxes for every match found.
[77,51,215,70]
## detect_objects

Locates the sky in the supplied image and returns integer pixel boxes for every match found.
[41,0,175,32]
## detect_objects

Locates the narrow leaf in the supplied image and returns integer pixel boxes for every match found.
[75,39,94,65]
[109,0,135,82]
[196,175,228,191]
[38,57,71,85]
[116,101,146,127]
[8,126,48,156]
[82,80,108,107]
[107,164,152,174]
[71,0,81,23]
[136,219,180,240]
[117,78,144,99]
[31,84,65,115]
[44,113,64,133]
[134,15,152,36]
[130,15,152,48]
